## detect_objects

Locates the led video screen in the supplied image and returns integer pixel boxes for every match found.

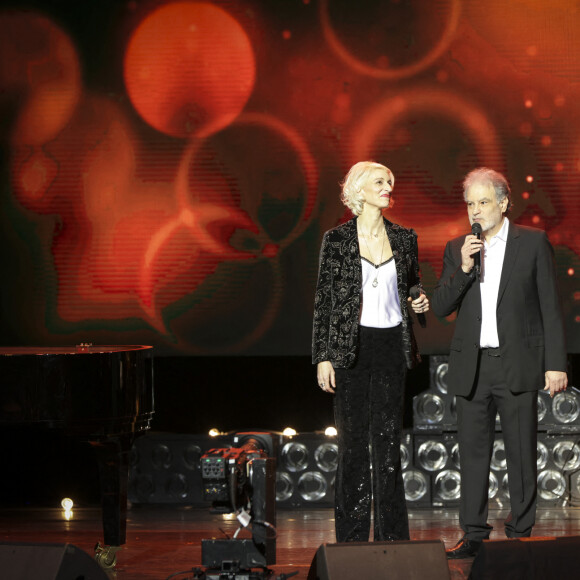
[1,0,578,355]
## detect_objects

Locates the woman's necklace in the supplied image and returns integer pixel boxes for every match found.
[361,229,385,288]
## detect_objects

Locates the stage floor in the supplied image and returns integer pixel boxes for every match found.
[1,505,580,579]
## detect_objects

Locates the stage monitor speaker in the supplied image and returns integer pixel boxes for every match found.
[0,542,108,580]
[307,540,450,580]
[470,536,580,580]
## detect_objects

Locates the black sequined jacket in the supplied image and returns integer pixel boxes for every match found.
[312,216,422,370]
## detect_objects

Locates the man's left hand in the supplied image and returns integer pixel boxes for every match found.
[544,370,568,398]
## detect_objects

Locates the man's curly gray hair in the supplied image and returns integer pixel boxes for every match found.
[463,167,512,213]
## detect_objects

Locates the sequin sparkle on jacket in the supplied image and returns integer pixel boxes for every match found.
[312,216,422,370]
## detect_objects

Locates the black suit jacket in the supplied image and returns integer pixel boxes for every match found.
[312,216,422,370]
[432,221,566,396]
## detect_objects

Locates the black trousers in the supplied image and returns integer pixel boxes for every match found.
[457,348,538,540]
[333,325,409,543]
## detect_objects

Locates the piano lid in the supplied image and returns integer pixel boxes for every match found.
[0,345,153,356]
[0,345,154,436]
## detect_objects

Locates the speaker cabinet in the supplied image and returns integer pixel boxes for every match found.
[0,542,108,580]
[470,536,580,580]
[307,540,450,580]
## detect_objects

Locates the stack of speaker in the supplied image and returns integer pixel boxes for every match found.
[408,356,580,508]
[129,433,231,505]
[128,431,339,508]
[275,433,337,508]
[128,356,580,510]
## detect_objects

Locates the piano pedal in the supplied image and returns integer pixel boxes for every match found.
[94,542,122,569]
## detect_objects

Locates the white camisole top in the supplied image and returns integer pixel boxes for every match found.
[359,256,402,328]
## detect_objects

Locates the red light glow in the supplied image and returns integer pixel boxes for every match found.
[0,12,81,146]
[124,2,255,139]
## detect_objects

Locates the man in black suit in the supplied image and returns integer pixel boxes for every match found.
[432,167,568,559]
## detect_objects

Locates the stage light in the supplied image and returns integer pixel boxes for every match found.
[401,430,413,471]
[297,471,329,502]
[131,473,155,502]
[413,356,458,432]
[552,441,580,471]
[275,434,335,508]
[501,473,510,499]
[401,443,410,470]
[314,442,338,472]
[433,360,448,394]
[417,440,448,471]
[538,388,580,430]
[61,497,73,521]
[490,439,507,471]
[538,393,548,423]
[413,391,458,432]
[324,426,337,437]
[151,443,172,470]
[280,441,309,473]
[283,427,297,437]
[538,470,567,501]
[429,356,449,393]
[568,470,580,506]
[536,434,575,506]
[275,472,294,502]
[492,451,507,502]
[537,440,549,470]
[165,473,188,500]
[434,469,461,502]
[439,433,528,508]
[552,391,580,424]
[488,472,499,499]
[413,432,460,506]
[199,432,277,572]
[451,442,460,468]
[183,443,203,470]
[414,392,445,424]
[403,469,429,503]
[514,436,578,507]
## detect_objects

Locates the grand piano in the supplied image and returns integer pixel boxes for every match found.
[0,345,154,567]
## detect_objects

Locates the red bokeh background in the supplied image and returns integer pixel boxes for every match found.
[0,0,578,355]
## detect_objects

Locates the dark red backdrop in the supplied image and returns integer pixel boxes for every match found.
[1,0,579,355]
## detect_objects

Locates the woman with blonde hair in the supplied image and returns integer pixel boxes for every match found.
[313,161,428,542]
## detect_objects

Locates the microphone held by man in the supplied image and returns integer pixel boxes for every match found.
[471,222,482,277]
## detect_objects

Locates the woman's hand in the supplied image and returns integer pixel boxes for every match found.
[410,292,429,314]
[317,361,335,393]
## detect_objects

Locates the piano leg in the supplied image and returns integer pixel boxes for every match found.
[90,435,131,568]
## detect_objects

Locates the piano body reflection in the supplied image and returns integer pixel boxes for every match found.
[0,345,154,567]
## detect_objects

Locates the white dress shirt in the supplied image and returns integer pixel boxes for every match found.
[479,217,509,348]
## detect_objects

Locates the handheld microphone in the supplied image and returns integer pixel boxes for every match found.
[409,285,426,328]
[471,222,482,276]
